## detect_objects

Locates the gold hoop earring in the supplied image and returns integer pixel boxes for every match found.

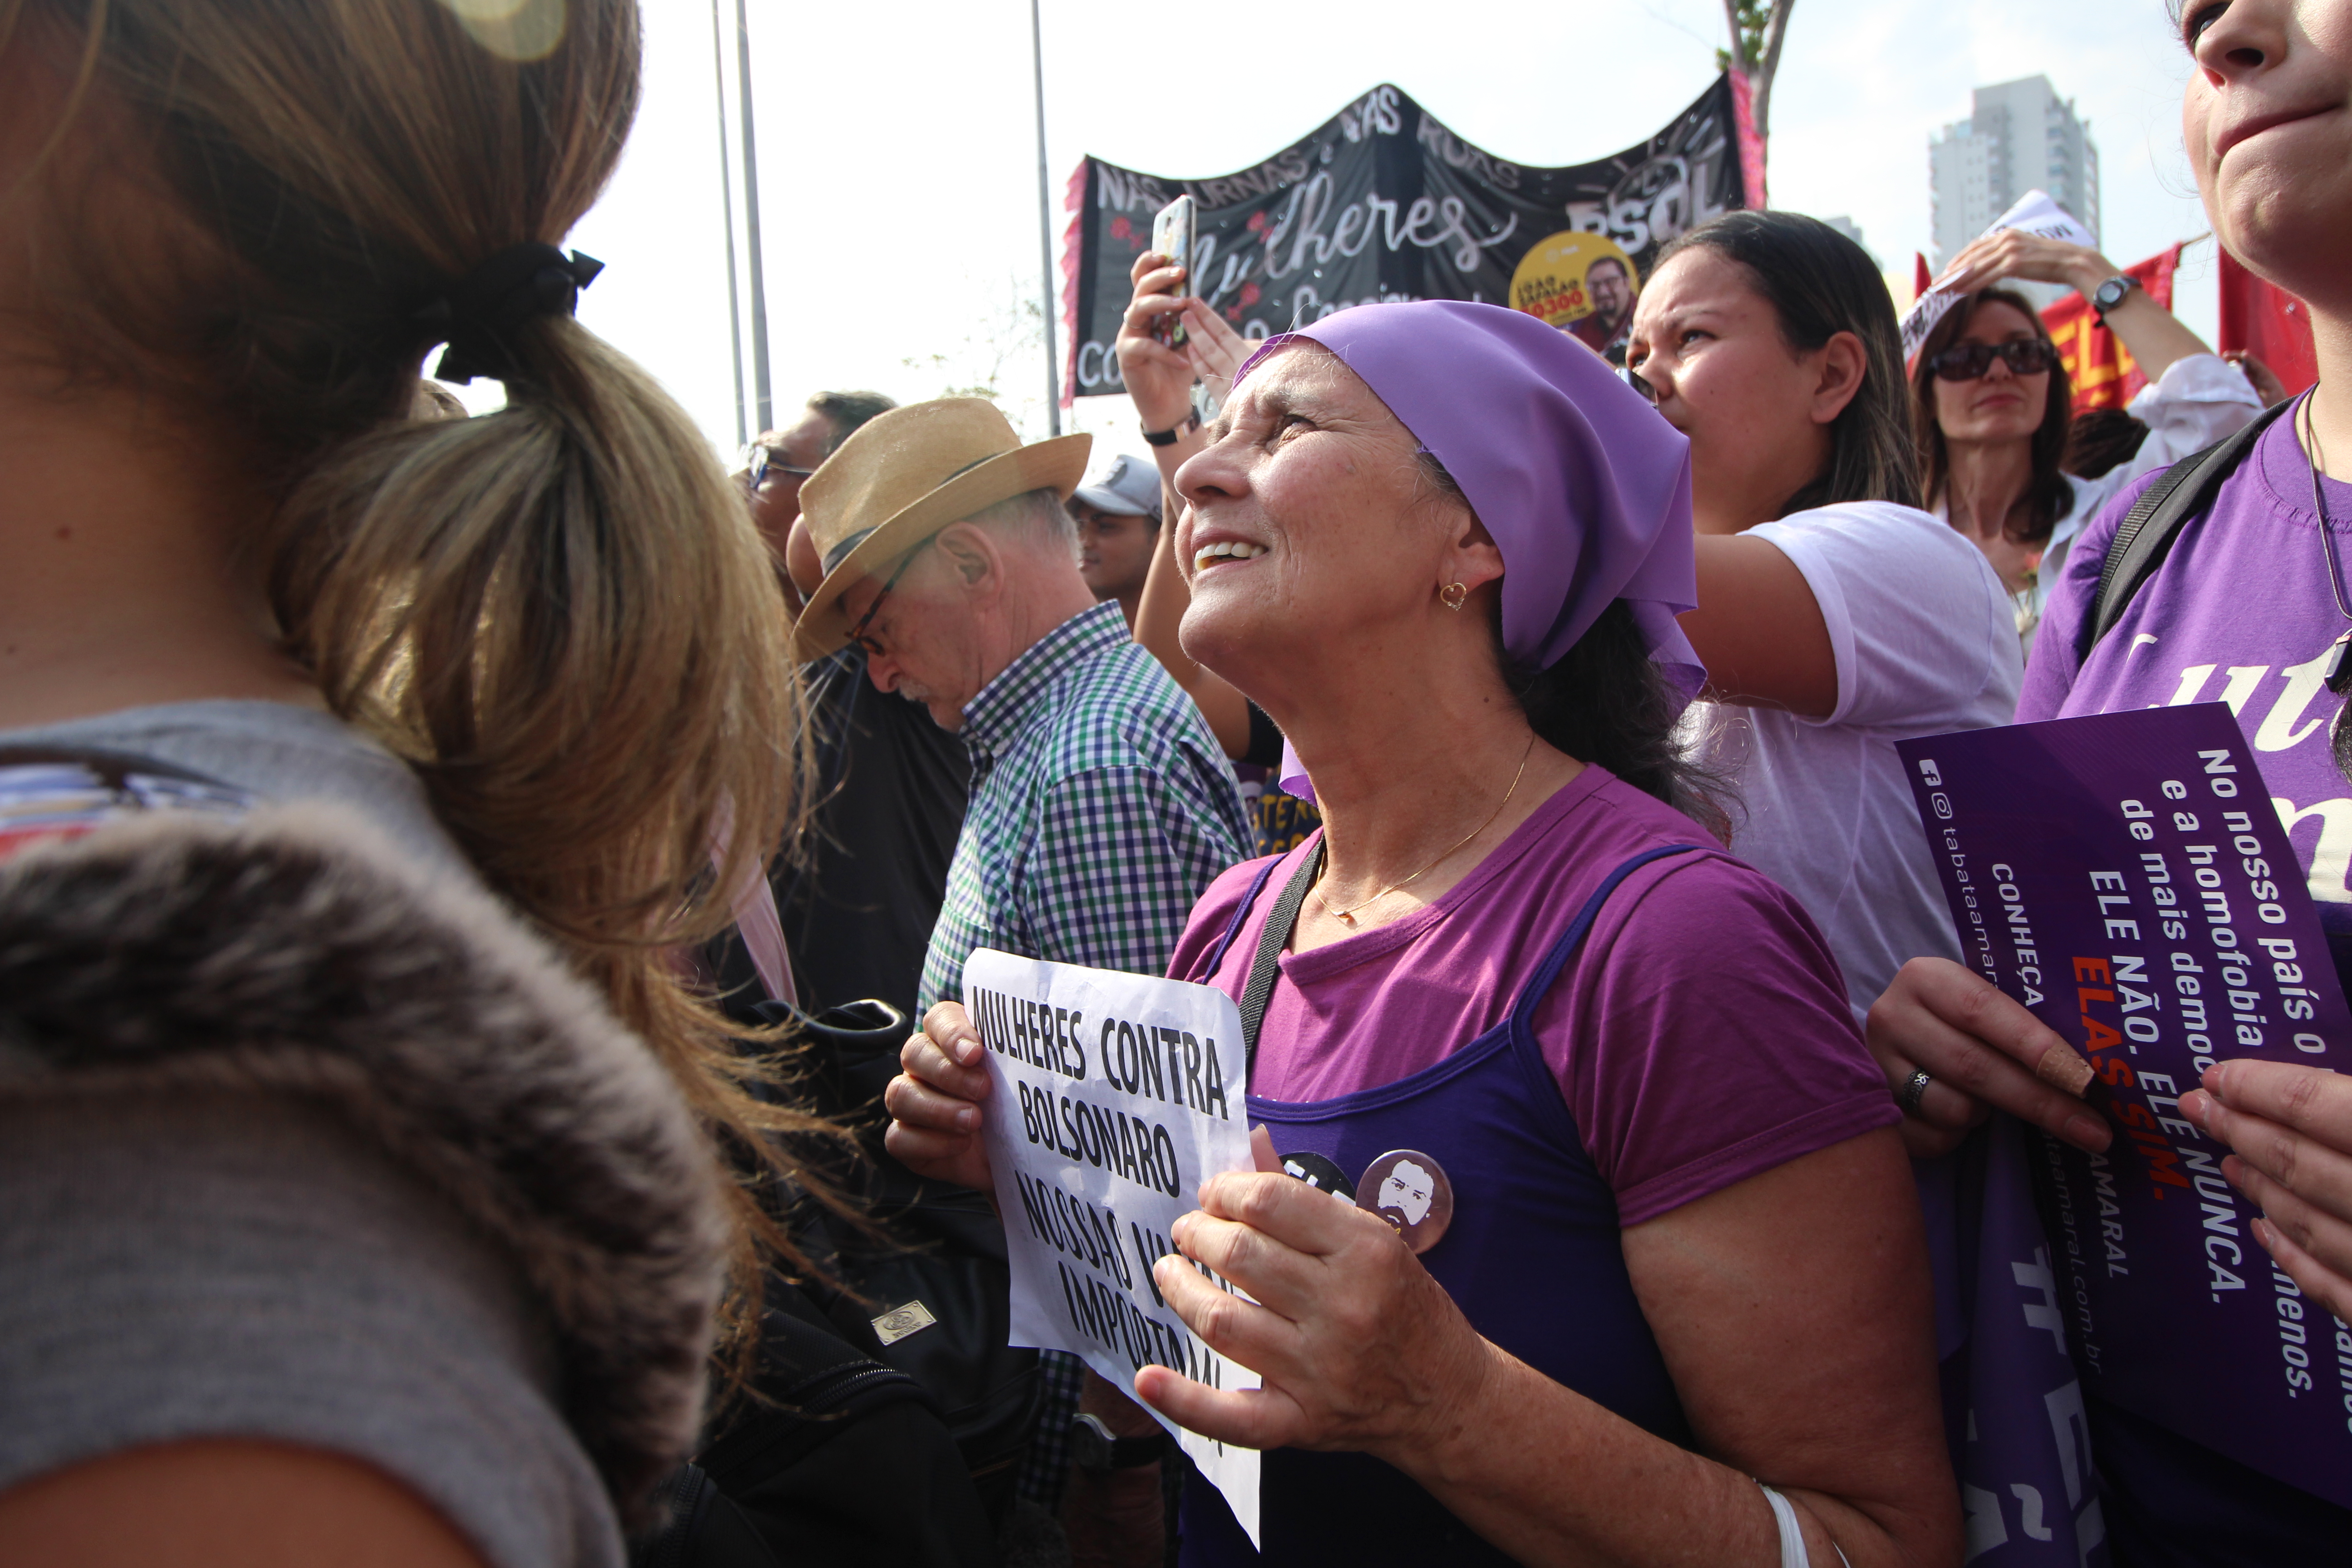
[1440,582,1469,612]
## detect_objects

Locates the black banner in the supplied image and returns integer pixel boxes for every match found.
[1064,76,1753,397]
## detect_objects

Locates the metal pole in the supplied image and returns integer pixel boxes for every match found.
[1029,0,1062,436]
[710,0,747,449]
[734,0,774,435]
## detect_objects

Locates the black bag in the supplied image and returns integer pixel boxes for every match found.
[628,995,1041,1567]
[632,1273,1001,1568]
[634,1466,783,1568]
[648,939,1042,1568]
[757,998,1042,1519]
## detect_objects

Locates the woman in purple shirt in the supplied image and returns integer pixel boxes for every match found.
[889,301,1958,1566]
[1870,0,2352,1559]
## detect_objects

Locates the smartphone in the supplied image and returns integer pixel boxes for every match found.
[1150,195,1196,350]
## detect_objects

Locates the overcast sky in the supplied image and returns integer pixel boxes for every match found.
[496,0,2217,472]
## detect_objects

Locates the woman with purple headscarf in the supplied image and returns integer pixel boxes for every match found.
[887,300,1956,1566]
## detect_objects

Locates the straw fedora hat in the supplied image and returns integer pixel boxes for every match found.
[792,398,1091,661]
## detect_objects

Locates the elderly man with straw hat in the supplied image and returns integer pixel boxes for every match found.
[796,395,1250,1517]
[795,392,1248,1036]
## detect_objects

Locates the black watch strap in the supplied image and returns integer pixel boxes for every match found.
[2092,274,2136,324]
[1142,409,1201,447]
[1069,1413,1166,1470]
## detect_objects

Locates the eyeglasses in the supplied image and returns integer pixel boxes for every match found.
[843,541,929,658]
[740,443,817,494]
[1926,339,2058,382]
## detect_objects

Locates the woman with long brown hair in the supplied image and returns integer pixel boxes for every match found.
[1911,236,2262,650]
[0,3,828,1563]
[1626,210,2020,1023]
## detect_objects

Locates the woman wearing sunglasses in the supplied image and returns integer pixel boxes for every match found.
[1911,232,2262,651]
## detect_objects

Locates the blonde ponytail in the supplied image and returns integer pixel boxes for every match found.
[5,0,851,1337]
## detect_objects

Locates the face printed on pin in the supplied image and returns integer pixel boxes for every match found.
[1356,1148,1454,1255]
[1379,1160,1435,1225]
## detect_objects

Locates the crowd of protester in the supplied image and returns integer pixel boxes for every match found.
[8,1,2352,1567]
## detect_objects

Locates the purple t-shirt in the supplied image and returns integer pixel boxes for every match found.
[2019,407,2352,1558]
[1168,766,1897,1225]
[2026,411,2352,939]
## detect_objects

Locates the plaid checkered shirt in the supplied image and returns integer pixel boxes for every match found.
[916,599,1251,1013]
[914,600,1250,1505]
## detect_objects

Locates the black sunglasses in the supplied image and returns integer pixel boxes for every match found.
[843,541,930,657]
[1927,339,2058,382]
[741,443,817,494]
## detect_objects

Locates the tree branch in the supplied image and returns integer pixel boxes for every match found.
[1720,0,1752,69]
[1753,0,1796,142]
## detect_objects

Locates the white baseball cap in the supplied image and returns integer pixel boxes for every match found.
[1071,453,1163,522]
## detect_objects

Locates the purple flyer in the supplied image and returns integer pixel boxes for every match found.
[1898,703,2352,1509]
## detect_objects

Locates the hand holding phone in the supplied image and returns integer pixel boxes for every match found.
[1150,196,1196,351]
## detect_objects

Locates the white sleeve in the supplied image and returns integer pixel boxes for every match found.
[1748,503,2022,733]
[2120,352,2265,479]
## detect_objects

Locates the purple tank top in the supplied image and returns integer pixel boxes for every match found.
[1177,848,1697,1567]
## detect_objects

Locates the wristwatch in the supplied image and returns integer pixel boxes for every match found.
[1142,408,1201,447]
[2090,274,2137,324]
[1068,1412,1166,1471]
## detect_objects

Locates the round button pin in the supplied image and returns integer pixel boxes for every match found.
[1277,1151,1357,1203]
[1356,1148,1454,1254]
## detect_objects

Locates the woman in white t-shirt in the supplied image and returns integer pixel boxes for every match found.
[1909,231,2265,652]
[1625,211,2022,1018]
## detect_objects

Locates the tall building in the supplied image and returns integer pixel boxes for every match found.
[1929,76,2099,307]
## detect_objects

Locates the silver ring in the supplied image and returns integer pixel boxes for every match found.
[1897,1068,1934,1116]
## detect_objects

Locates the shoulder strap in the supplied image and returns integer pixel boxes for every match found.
[1198,854,1286,979]
[2085,401,2292,652]
[1237,842,1698,1080]
[1507,845,1699,1032]
[1240,841,1324,1077]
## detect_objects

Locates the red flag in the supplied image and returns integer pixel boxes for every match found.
[2040,247,2181,414]
[1914,253,1932,304]
[1059,160,1088,409]
[1729,70,1767,210]
[2218,250,2317,401]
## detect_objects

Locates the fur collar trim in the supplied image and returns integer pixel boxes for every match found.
[0,804,726,1529]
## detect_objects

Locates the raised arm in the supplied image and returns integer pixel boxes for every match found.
[1135,481,1254,758]
[1680,534,1838,718]
[1118,250,1257,759]
[1936,230,2214,388]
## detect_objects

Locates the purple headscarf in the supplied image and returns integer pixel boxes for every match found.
[1229,299,1702,801]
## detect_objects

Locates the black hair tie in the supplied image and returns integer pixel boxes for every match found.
[413,242,603,386]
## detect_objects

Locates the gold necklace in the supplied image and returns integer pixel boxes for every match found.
[1313,736,1537,925]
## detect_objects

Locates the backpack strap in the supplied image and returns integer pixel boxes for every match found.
[2084,401,2293,653]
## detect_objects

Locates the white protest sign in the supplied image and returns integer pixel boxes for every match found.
[1901,189,2099,360]
[963,948,1260,1547]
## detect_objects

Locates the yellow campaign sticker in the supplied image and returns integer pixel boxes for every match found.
[1508,230,1640,328]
